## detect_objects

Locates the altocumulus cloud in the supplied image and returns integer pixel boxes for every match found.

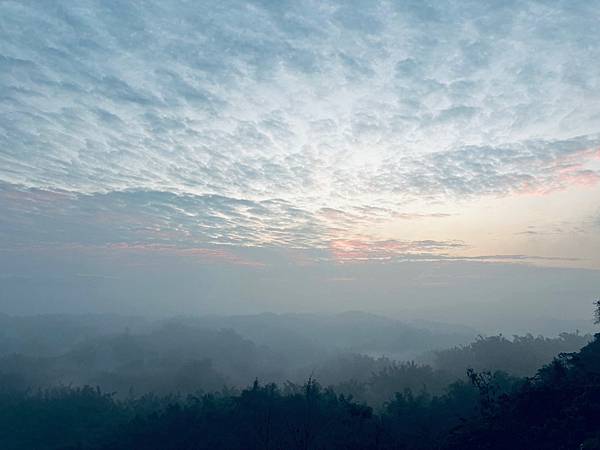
[1,0,600,261]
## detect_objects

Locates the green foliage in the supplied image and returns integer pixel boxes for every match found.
[594,298,600,325]
[0,315,597,449]
[2,334,600,449]
[434,332,591,377]
[0,386,128,450]
[447,334,600,449]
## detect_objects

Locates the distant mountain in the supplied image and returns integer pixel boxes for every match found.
[0,313,149,357]
[166,311,477,362]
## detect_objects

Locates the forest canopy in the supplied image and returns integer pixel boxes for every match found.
[0,313,597,449]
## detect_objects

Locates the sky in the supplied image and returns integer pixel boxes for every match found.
[1,0,599,330]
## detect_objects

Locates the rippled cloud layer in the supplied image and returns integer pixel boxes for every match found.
[1,0,599,264]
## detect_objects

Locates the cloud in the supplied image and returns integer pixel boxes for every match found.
[2,0,599,200]
[328,238,466,262]
[0,183,329,249]
[1,0,599,265]
[2,182,573,265]
[374,136,600,199]
[0,182,454,257]
[593,211,600,228]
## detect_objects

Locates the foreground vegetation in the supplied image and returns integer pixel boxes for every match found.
[0,313,589,407]
[0,312,597,449]
[1,332,600,449]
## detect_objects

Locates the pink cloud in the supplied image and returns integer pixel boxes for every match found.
[104,243,266,267]
[516,146,600,196]
[329,238,464,263]
[6,242,265,267]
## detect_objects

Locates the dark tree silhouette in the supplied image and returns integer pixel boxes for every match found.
[594,298,600,324]
[0,312,599,449]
